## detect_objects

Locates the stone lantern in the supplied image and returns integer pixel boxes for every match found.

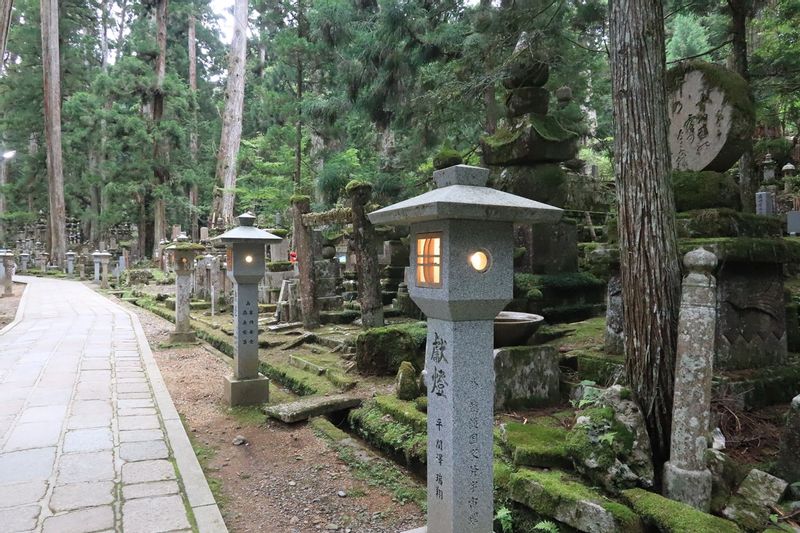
[65,250,76,276]
[369,165,561,533]
[92,250,102,283]
[1,250,14,297]
[92,250,111,288]
[166,233,205,343]
[762,152,776,183]
[212,212,283,406]
[19,252,29,273]
[783,161,797,179]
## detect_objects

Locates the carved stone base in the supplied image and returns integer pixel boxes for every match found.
[223,374,269,406]
[663,462,712,512]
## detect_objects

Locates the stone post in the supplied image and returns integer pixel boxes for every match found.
[347,181,384,328]
[167,234,204,343]
[777,395,800,484]
[92,250,102,283]
[1,251,14,297]
[77,254,85,280]
[37,252,48,271]
[19,252,29,272]
[291,196,320,329]
[98,252,112,289]
[663,247,718,511]
[65,250,76,276]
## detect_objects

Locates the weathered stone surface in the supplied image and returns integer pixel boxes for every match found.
[506,88,549,117]
[509,469,643,533]
[395,361,420,401]
[722,469,788,530]
[567,385,654,493]
[604,274,624,355]
[481,117,579,166]
[664,248,717,511]
[706,449,748,514]
[512,218,578,276]
[622,488,742,533]
[777,395,800,484]
[264,394,363,423]
[493,345,560,410]
[354,322,426,376]
[667,61,755,172]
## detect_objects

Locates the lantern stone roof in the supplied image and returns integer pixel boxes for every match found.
[783,162,796,172]
[212,212,284,244]
[368,165,562,226]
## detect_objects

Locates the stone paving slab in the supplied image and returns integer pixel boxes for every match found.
[0,277,227,532]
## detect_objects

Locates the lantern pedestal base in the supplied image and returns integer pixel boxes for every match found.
[224,374,269,406]
[168,331,197,343]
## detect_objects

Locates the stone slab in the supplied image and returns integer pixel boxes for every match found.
[264,394,363,423]
[224,374,269,407]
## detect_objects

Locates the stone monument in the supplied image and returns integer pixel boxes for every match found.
[0,251,14,297]
[166,233,204,343]
[19,252,28,272]
[667,61,754,172]
[91,250,102,283]
[370,165,561,533]
[663,248,718,511]
[212,212,283,406]
[65,250,76,276]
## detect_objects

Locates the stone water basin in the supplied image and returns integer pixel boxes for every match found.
[494,311,544,348]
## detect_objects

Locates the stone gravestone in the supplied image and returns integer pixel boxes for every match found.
[668,62,754,172]
[756,191,776,216]
[789,211,800,235]
[1,252,14,297]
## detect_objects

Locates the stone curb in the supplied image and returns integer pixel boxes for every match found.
[120,293,228,532]
[0,276,30,336]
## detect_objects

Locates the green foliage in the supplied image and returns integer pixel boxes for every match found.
[533,520,560,533]
[494,506,513,533]
[672,171,741,212]
[666,14,711,62]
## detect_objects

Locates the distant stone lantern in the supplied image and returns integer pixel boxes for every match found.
[65,250,76,276]
[1,251,14,297]
[369,165,561,533]
[19,252,29,272]
[166,233,205,343]
[783,162,797,179]
[212,212,283,406]
[762,152,776,183]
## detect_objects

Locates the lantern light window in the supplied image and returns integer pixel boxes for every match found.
[416,232,442,288]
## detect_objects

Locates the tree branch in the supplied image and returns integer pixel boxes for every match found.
[667,39,733,64]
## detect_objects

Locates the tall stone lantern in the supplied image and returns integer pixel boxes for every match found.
[1,251,14,297]
[19,252,29,272]
[92,250,102,283]
[166,233,205,343]
[369,165,561,533]
[212,212,283,406]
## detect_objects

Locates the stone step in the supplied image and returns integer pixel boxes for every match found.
[288,355,326,375]
[264,394,363,424]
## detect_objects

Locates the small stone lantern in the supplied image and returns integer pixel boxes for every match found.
[783,161,797,179]
[762,152,776,183]
[1,251,14,297]
[212,212,283,406]
[166,233,205,343]
[92,250,102,283]
[369,165,561,533]
[19,252,29,273]
[65,250,76,276]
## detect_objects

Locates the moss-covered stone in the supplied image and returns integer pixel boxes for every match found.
[680,237,800,264]
[672,171,741,212]
[395,361,420,401]
[266,261,293,272]
[490,164,567,205]
[509,469,643,532]
[676,209,782,238]
[502,421,571,469]
[432,149,464,170]
[354,322,427,376]
[622,488,742,533]
[348,399,427,467]
[374,395,427,433]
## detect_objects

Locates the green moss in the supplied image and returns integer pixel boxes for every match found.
[509,469,641,530]
[414,396,427,413]
[344,179,372,194]
[432,149,464,170]
[290,194,311,204]
[355,322,427,375]
[672,171,740,211]
[481,127,522,148]
[395,361,420,401]
[374,395,427,433]
[529,114,578,142]
[679,237,800,264]
[502,421,571,468]
[676,208,782,238]
[348,400,427,466]
[266,261,293,272]
[494,460,514,490]
[622,488,742,533]
[269,228,289,238]
[259,361,338,397]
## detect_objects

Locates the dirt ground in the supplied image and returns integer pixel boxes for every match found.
[118,297,425,533]
[0,282,23,329]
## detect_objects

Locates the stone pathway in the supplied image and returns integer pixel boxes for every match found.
[0,277,226,533]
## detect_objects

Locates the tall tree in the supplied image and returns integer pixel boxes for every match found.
[187,7,199,241]
[609,0,681,467]
[211,0,247,229]
[151,0,169,257]
[0,0,13,70]
[40,0,66,264]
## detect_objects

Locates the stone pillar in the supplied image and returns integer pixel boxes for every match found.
[92,251,101,283]
[1,252,14,297]
[426,318,494,532]
[663,247,718,511]
[291,196,320,329]
[66,251,76,276]
[98,252,111,289]
[777,395,800,484]
[169,240,202,343]
[349,182,384,328]
[19,252,29,272]
[77,254,85,280]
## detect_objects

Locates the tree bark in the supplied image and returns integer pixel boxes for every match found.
[293,0,306,187]
[41,0,66,266]
[0,156,7,244]
[292,196,319,329]
[151,0,168,257]
[211,0,248,228]
[609,0,681,468]
[728,0,756,212]
[0,0,13,73]
[188,10,199,241]
[348,183,384,328]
